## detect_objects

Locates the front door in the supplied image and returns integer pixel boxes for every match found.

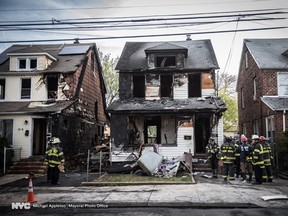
[194,116,210,153]
[33,119,47,155]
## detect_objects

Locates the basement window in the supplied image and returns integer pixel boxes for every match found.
[156,56,176,67]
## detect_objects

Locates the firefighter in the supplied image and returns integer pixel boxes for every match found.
[206,137,220,178]
[238,135,253,182]
[260,136,273,182]
[221,136,236,182]
[251,135,264,185]
[234,137,241,178]
[47,137,65,185]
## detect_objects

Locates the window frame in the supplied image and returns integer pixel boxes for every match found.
[17,57,38,71]
[0,79,5,100]
[20,78,31,99]
[277,72,288,96]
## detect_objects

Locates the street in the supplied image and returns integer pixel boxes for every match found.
[0,207,287,216]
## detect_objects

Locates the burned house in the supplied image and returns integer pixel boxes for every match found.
[108,39,226,162]
[0,43,108,166]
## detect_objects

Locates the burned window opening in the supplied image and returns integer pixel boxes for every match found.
[133,75,145,98]
[188,74,201,97]
[160,75,173,97]
[144,117,161,144]
[47,76,58,99]
[156,56,176,67]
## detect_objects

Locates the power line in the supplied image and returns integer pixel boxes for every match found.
[1,26,287,44]
[0,11,286,27]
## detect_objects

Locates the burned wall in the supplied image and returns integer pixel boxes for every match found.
[119,73,133,99]
[110,113,129,150]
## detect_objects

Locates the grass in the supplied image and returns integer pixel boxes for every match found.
[95,173,193,183]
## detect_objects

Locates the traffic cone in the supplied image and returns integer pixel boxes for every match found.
[27,178,37,203]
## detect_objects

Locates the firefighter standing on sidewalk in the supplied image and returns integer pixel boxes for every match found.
[238,135,253,182]
[251,135,264,185]
[206,137,220,178]
[260,136,273,182]
[45,137,65,185]
[221,136,236,182]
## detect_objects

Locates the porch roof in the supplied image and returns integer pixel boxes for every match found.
[0,100,76,115]
[261,96,288,111]
[108,97,226,114]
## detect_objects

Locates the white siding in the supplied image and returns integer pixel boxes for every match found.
[9,56,51,71]
[3,75,47,101]
[0,115,33,159]
[174,82,188,99]
[202,89,215,97]
[217,116,224,146]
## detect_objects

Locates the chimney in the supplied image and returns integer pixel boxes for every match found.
[186,34,192,41]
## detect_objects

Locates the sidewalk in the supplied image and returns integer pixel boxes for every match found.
[0,173,288,209]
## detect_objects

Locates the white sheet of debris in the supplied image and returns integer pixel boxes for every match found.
[261,195,288,201]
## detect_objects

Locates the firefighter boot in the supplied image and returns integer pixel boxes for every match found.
[213,169,218,178]
[248,173,252,182]
[241,173,246,181]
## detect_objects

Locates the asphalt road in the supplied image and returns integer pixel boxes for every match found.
[0,207,287,216]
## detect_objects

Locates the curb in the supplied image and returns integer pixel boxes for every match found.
[81,181,196,186]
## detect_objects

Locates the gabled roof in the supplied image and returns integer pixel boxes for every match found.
[145,42,188,57]
[116,40,219,71]
[107,97,226,114]
[0,43,93,73]
[261,96,288,111]
[244,38,288,69]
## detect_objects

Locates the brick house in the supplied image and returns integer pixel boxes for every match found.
[0,43,109,166]
[108,39,226,162]
[237,38,288,144]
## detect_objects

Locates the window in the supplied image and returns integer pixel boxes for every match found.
[277,72,288,96]
[156,56,176,67]
[188,74,201,97]
[0,119,13,146]
[18,58,38,70]
[253,77,257,100]
[160,75,173,97]
[133,75,145,98]
[144,117,161,144]
[241,87,245,108]
[253,120,259,135]
[21,78,31,99]
[0,79,5,99]
[245,51,249,69]
[47,76,58,99]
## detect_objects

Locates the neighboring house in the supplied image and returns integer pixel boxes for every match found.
[0,43,109,162]
[237,38,288,144]
[108,39,226,162]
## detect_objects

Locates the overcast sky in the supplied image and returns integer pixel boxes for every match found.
[0,0,287,74]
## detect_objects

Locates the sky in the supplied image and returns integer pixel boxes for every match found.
[0,0,288,75]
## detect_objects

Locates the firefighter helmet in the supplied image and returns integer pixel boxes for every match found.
[50,137,61,145]
[251,135,259,140]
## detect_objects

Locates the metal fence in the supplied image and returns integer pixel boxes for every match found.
[3,147,22,174]
[86,149,108,181]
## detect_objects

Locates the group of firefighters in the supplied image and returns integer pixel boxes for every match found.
[206,134,273,184]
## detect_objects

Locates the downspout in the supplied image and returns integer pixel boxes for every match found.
[283,110,286,132]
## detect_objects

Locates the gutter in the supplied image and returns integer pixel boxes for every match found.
[283,110,286,132]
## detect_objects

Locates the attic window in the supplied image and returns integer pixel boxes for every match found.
[156,56,176,67]
[18,58,38,71]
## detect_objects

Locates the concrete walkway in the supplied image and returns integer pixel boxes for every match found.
[0,173,288,209]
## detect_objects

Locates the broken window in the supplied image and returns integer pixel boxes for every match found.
[47,76,58,99]
[133,75,145,98]
[156,56,176,67]
[146,74,160,98]
[160,75,173,97]
[0,79,5,99]
[144,117,161,144]
[21,78,31,99]
[188,73,201,97]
